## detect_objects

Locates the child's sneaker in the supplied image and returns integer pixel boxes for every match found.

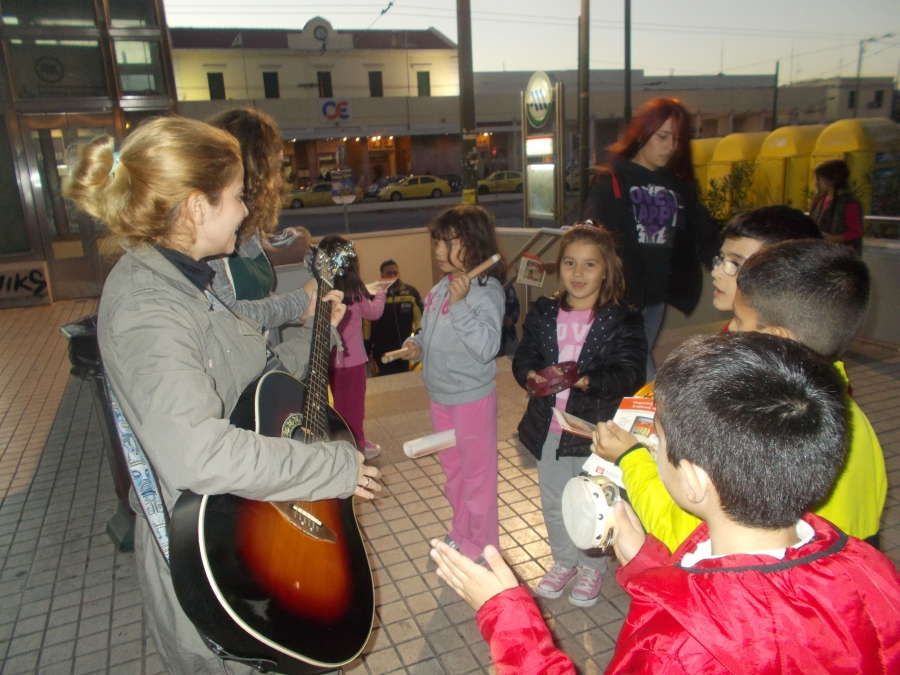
[535,563,577,599]
[568,566,603,607]
[362,441,382,460]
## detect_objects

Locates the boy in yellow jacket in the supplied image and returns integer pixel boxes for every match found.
[595,240,886,549]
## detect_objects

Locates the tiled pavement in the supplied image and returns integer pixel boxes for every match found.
[0,299,898,675]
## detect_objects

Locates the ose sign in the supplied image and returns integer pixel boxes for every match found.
[321,100,350,121]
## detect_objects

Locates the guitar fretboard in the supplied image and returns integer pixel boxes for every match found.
[302,277,334,439]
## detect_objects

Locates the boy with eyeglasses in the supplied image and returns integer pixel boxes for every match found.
[710,206,821,330]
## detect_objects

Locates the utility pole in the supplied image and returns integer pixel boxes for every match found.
[623,0,632,124]
[457,0,478,203]
[578,0,590,214]
[854,39,864,118]
[772,61,779,131]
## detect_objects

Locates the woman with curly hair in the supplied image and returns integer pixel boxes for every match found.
[206,108,315,332]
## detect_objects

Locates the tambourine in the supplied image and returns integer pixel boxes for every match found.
[562,475,621,551]
[526,361,579,398]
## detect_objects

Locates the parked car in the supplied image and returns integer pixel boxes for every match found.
[364,174,405,199]
[477,170,523,195]
[377,175,451,201]
[282,181,363,209]
[441,173,462,192]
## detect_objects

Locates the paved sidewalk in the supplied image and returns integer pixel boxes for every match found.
[0,300,897,675]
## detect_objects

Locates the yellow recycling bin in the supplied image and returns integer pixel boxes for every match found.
[705,131,770,214]
[690,137,722,198]
[750,125,826,208]
[809,118,899,213]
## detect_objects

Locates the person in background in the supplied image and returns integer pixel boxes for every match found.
[809,159,863,253]
[320,235,386,460]
[366,259,423,375]
[583,97,719,380]
[207,108,315,333]
[497,285,521,357]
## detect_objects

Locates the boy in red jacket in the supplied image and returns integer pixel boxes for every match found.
[430,332,900,675]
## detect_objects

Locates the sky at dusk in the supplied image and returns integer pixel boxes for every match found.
[161,0,900,81]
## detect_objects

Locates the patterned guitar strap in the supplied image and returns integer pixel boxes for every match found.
[106,383,170,562]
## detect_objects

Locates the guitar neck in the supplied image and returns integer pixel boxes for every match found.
[302,278,334,437]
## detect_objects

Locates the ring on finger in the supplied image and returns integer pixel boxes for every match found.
[365,476,370,488]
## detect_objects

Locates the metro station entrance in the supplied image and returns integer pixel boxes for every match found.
[21,113,116,300]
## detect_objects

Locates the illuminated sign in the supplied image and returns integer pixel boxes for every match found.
[525,71,553,128]
[526,135,553,157]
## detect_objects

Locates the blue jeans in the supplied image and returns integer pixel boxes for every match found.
[642,303,666,381]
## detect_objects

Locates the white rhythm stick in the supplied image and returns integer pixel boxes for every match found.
[466,253,501,279]
[403,429,457,459]
[381,347,414,364]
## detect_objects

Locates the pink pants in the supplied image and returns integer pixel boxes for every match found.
[429,390,499,560]
[329,363,367,448]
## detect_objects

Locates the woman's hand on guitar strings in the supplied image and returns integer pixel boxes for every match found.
[301,278,317,310]
[355,451,382,500]
[302,288,346,327]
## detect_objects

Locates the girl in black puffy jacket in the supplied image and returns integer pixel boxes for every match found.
[512,224,646,608]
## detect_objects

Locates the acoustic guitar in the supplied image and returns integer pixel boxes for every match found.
[168,244,374,675]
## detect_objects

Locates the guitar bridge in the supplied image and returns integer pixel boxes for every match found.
[271,502,337,543]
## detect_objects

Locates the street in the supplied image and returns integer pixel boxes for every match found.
[277,194,527,237]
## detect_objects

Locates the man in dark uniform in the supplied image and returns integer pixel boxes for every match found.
[366,260,423,375]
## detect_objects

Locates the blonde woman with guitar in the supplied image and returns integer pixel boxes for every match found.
[64,116,381,675]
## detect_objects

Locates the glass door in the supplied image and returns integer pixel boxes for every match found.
[22,114,116,300]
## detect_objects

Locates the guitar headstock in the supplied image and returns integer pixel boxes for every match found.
[311,242,356,288]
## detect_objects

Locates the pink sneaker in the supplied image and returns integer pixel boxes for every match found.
[568,566,603,607]
[535,563,577,599]
[363,441,382,460]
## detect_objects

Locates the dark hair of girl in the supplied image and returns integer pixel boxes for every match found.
[814,159,850,192]
[609,97,696,187]
[318,234,371,306]
[554,223,625,319]
[429,205,506,285]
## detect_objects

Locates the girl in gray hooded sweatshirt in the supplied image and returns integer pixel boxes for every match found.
[403,206,506,562]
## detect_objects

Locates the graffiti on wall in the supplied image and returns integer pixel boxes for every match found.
[0,261,51,307]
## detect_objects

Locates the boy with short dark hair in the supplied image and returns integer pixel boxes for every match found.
[429,333,900,675]
[711,205,822,323]
[595,240,886,548]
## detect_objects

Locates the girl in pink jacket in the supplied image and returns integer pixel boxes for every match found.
[320,235,386,460]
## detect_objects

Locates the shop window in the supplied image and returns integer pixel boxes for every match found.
[369,71,383,98]
[417,71,431,97]
[9,40,107,98]
[263,72,279,99]
[848,90,856,110]
[208,72,225,100]
[317,72,332,98]
[115,40,164,96]
[1,0,95,27]
[108,0,157,27]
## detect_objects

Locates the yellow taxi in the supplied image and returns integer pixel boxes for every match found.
[282,182,363,209]
[376,175,451,201]
[477,170,523,195]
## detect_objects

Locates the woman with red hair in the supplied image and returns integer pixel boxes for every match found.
[584,97,719,380]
